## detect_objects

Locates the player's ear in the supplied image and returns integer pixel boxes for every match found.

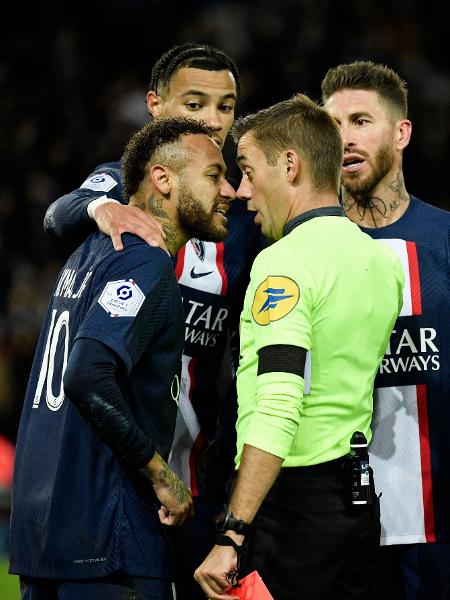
[285,149,300,182]
[396,119,412,151]
[150,164,171,195]
[146,90,164,118]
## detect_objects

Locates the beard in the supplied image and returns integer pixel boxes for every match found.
[342,140,395,201]
[177,181,228,242]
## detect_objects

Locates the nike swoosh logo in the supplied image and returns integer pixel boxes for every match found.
[190,267,213,279]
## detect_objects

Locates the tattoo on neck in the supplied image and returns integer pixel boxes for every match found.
[146,195,169,220]
[343,195,356,213]
[388,168,407,211]
[356,196,388,227]
[134,201,146,212]
[343,168,408,227]
[162,223,177,249]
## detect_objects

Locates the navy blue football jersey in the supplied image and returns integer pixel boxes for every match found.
[9,232,184,579]
[44,162,264,497]
[362,196,450,545]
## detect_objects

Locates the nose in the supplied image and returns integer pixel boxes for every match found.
[340,123,355,149]
[220,178,236,202]
[204,107,222,132]
[236,176,252,202]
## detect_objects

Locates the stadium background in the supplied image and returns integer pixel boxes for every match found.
[0,1,448,596]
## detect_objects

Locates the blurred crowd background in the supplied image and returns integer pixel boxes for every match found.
[0,0,449,554]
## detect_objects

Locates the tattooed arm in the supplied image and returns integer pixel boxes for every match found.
[141,453,194,526]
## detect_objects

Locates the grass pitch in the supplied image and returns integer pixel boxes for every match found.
[0,558,19,599]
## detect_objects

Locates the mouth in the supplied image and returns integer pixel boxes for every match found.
[213,202,230,222]
[342,153,366,174]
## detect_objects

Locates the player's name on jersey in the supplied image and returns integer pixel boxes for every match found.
[54,268,92,299]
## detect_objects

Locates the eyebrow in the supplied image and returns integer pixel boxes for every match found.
[350,111,373,120]
[181,90,237,101]
[206,162,226,174]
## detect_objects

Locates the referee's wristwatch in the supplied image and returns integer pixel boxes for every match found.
[215,510,251,535]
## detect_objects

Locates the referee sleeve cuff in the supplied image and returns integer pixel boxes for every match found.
[244,373,304,459]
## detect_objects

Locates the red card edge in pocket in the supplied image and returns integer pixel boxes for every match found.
[225,570,274,599]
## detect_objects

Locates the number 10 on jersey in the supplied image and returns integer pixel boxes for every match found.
[33,309,70,412]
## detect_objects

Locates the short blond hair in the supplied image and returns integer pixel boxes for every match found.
[232,93,343,193]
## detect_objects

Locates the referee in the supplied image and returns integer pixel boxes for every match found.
[195,94,404,600]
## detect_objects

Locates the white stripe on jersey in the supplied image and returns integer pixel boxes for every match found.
[304,351,311,395]
[168,355,200,488]
[376,238,412,316]
[370,238,430,544]
[370,385,426,545]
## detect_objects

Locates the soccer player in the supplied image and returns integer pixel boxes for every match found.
[321,61,450,600]
[42,43,263,599]
[194,94,404,600]
[9,117,235,600]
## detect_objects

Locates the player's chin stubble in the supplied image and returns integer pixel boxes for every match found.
[177,183,228,243]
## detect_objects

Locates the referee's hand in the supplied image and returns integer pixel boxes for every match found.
[141,452,194,526]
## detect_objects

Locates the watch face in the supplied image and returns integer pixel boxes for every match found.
[216,510,250,534]
[215,510,228,530]
[223,513,233,530]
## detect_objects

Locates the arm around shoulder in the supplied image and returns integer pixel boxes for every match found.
[43,164,124,240]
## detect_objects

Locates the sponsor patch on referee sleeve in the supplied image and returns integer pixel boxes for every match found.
[98,279,145,317]
[80,173,117,192]
[251,276,300,325]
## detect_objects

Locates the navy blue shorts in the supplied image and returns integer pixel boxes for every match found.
[20,572,175,600]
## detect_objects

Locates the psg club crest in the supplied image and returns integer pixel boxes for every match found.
[191,238,206,261]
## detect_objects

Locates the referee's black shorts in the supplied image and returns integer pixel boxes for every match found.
[240,458,380,600]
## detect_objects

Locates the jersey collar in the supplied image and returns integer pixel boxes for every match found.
[283,206,345,237]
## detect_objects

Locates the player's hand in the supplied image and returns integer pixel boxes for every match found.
[93,202,168,253]
[142,452,194,526]
[194,544,240,599]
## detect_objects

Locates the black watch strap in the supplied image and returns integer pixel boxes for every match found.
[216,510,251,535]
[216,533,243,554]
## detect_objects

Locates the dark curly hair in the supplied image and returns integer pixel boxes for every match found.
[149,42,241,99]
[122,116,213,199]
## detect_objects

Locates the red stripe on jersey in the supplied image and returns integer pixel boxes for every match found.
[406,241,422,315]
[175,245,186,281]
[417,384,436,542]
[216,242,228,296]
[189,431,206,497]
[186,357,204,496]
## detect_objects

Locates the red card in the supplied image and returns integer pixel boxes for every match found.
[225,570,274,599]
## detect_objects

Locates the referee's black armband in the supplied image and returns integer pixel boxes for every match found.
[257,344,307,377]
